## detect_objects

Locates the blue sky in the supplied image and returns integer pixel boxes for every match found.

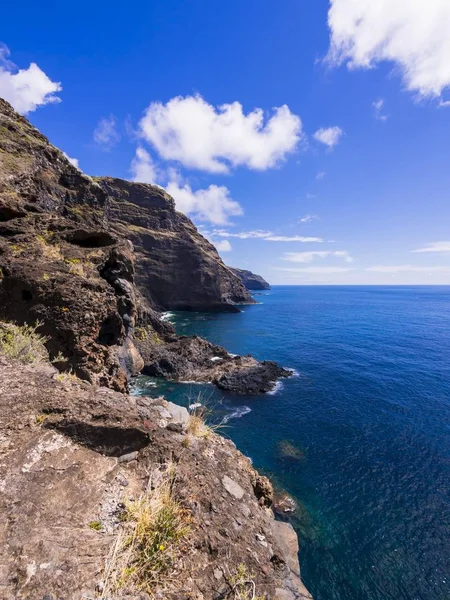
[1,0,450,284]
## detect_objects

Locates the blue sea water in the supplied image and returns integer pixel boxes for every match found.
[133,286,450,600]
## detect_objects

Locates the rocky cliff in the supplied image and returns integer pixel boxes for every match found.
[0,98,278,393]
[231,267,271,290]
[101,177,253,312]
[0,98,139,391]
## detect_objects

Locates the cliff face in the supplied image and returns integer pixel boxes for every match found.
[0,98,140,391]
[0,99,253,391]
[100,177,253,312]
[231,267,271,290]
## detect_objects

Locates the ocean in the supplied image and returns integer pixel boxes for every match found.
[133,286,450,600]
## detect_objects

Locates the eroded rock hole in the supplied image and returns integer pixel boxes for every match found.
[68,230,116,248]
[46,420,149,456]
[21,290,32,301]
[0,206,27,222]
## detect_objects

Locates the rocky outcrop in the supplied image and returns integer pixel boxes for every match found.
[100,177,254,312]
[0,356,312,599]
[0,98,141,391]
[0,98,277,394]
[231,267,271,290]
[135,330,292,393]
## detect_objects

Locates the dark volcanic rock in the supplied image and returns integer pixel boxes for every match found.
[135,329,291,394]
[217,360,292,394]
[0,98,140,391]
[231,267,271,290]
[99,177,254,311]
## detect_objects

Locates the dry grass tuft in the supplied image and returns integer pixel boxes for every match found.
[0,321,49,364]
[186,394,227,439]
[36,235,63,261]
[227,563,265,600]
[102,463,191,597]
[55,370,79,383]
[186,405,212,438]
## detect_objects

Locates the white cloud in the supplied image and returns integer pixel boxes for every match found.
[366,265,450,273]
[213,229,273,239]
[93,115,120,150]
[327,0,450,99]
[62,152,79,169]
[305,192,316,200]
[373,98,388,121]
[266,235,324,242]
[282,250,353,263]
[299,214,318,223]
[212,229,324,242]
[166,181,243,225]
[214,239,232,252]
[313,126,343,148]
[131,146,159,183]
[277,266,353,274]
[0,43,61,114]
[127,148,241,225]
[316,171,326,180]
[138,94,302,173]
[412,241,450,253]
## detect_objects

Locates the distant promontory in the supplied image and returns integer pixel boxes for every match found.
[231,267,271,290]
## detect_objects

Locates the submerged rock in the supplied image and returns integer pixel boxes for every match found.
[278,440,306,461]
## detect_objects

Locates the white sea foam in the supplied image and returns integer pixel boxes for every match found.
[287,368,300,377]
[160,311,175,321]
[210,356,223,362]
[228,353,238,358]
[141,380,158,388]
[222,406,251,423]
[178,380,212,385]
[267,380,284,395]
[188,402,202,410]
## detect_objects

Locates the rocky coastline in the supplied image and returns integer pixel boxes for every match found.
[231,268,271,291]
[0,97,312,599]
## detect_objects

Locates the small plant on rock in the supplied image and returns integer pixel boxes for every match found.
[0,321,49,364]
[103,463,191,595]
[228,563,265,600]
[186,393,227,439]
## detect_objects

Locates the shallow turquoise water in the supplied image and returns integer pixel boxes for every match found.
[133,286,450,600]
